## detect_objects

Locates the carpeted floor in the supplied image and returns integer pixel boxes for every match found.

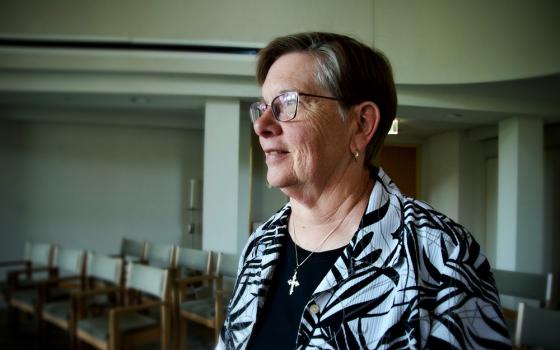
[0,306,215,350]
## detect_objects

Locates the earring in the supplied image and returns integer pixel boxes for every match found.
[353,152,359,161]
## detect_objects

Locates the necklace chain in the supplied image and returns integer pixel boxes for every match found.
[287,181,372,296]
[292,216,345,269]
[287,216,346,296]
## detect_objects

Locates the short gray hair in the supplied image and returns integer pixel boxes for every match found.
[256,32,397,167]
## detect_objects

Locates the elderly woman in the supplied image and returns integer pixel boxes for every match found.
[218,32,510,349]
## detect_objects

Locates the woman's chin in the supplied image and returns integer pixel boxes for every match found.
[266,171,293,189]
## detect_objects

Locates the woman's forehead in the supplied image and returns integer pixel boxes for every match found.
[261,52,320,101]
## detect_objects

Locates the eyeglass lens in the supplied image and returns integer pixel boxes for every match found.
[250,91,299,123]
[273,92,298,121]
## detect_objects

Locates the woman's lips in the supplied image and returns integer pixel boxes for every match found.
[264,149,289,162]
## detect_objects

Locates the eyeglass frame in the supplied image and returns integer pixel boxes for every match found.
[249,91,339,123]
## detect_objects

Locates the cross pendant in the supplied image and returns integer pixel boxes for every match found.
[287,270,300,295]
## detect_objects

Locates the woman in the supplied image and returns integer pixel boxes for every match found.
[218,32,510,349]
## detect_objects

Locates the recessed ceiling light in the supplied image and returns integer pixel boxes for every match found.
[388,119,399,135]
[130,96,150,104]
[446,112,462,119]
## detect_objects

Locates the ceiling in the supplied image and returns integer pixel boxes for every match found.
[0,74,558,141]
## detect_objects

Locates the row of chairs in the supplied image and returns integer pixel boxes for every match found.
[0,240,239,349]
[492,268,560,348]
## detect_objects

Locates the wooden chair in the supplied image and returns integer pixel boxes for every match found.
[113,238,147,264]
[8,245,77,332]
[172,247,212,348]
[75,262,171,350]
[178,252,237,349]
[174,247,213,299]
[145,242,176,269]
[42,253,122,348]
[492,268,557,337]
[514,302,560,349]
[134,243,176,315]
[1,242,55,303]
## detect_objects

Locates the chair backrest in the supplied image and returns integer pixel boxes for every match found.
[145,243,175,268]
[493,269,555,307]
[216,253,239,290]
[175,247,212,275]
[53,248,86,275]
[515,302,560,348]
[126,263,169,301]
[86,253,123,285]
[120,238,147,260]
[24,242,53,267]
[216,253,238,279]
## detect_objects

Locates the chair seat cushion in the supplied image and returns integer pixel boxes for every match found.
[44,301,72,320]
[12,287,70,309]
[180,298,215,319]
[11,289,36,308]
[77,313,158,340]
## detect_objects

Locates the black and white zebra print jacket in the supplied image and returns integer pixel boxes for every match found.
[218,168,511,349]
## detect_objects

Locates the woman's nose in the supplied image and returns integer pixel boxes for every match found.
[253,108,282,138]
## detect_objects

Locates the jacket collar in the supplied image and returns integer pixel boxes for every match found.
[254,167,404,295]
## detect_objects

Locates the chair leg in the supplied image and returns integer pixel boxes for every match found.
[214,326,220,345]
[179,318,187,350]
[8,305,19,333]
[38,318,48,350]
[70,332,76,350]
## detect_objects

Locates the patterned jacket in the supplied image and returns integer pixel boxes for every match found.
[218,168,511,349]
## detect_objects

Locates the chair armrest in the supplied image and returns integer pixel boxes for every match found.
[175,274,215,286]
[43,274,82,287]
[73,286,121,300]
[110,301,165,317]
[502,307,518,320]
[8,266,52,279]
[107,300,165,349]
[7,268,55,292]
[73,286,123,321]
[39,275,83,300]
[215,288,233,297]
[0,260,27,268]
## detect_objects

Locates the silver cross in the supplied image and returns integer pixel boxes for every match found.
[287,270,300,295]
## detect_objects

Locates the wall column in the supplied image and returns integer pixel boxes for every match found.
[496,117,544,272]
[202,98,251,255]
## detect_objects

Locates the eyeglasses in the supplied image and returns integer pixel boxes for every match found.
[249,91,338,123]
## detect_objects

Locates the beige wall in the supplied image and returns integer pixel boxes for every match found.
[0,116,204,263]
[374,0,560,83]
[0,0,375,46]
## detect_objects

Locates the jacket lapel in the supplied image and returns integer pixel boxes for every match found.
[312,168,404,299]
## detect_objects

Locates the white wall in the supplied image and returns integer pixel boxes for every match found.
[421,132,460,220]
[250,133,288,226]
[0,116,204,262]
[0,0,375,46]
[421,130,487,249]
[421,123,560,271]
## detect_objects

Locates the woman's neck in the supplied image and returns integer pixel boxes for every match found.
[287,167,374,251]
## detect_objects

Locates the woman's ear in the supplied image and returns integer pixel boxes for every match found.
[351,101,380,152]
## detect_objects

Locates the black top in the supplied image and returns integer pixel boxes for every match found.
[247,232,346,350]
